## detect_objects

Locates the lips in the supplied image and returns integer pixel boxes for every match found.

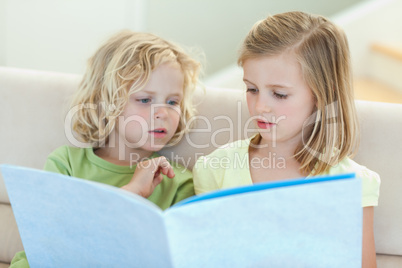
[257,120,275,129]
[149,128,168,138]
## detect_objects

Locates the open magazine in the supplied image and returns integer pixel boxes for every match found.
[1,164,362,268]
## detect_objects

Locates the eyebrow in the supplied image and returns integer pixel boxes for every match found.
[243,78,290,89]
[138,90,183,97]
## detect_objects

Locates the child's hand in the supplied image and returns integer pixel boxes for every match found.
[121,156,175,198]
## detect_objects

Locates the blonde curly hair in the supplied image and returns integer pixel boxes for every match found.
[70,30,201,148]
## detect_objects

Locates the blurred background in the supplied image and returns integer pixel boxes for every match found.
[1,0,401,102]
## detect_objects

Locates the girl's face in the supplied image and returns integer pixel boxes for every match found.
[243,52,316,148]
[116,62,184,156]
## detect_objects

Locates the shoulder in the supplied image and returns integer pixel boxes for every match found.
[329,157,381,207]
[44,145,92,175]
[47,145,88,159]
[46,145,91,166]
[217,138,250,153]
[197,138,249,163]
[330,157,380,182]
[193,138,250,194]
[193,138,248,175]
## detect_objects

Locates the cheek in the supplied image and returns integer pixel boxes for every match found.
[246,95,255,114]
[119,116,148,137]
[118,108,150,133]
[169,109,181,126]
[274,103,303,127]
[289,102,315,126]
[300,98,316,120]
[123,106,151,124]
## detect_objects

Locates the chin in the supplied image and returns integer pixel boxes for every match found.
[146,142,169,152]
[258,134,280,146]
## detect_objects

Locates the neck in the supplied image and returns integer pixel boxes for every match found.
[250,134,300,160]
[248,134,308,181]
[94,136,154,166]
[95,146,154,166]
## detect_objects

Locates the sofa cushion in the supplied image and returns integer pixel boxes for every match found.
[0,204,23,263]
[354,100,402,256]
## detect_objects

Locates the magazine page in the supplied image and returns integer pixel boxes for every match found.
[1,165,173,268]
[165,175,362,268]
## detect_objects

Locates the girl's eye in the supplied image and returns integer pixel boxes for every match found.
[138,98,151,104]
[273,92,288,99]
[246,88,258,94]
[167,100,180,106]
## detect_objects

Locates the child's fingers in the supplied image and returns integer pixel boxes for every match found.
[156,156,175,179]
[138,156,167,173]
[166,167,175,178]
[153,172,164,186]
[125,156,173,197]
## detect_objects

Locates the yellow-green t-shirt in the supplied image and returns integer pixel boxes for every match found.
[193,138,380,207]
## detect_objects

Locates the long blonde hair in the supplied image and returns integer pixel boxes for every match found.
[239,11,359,175]
[70,30,201,148]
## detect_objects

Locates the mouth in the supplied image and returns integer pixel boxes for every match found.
[149,128,168,138]
[257,120,275,129]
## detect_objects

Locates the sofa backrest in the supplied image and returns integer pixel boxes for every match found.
[352,100,402,264]
[0,67,80,264]
[1,66,401,266]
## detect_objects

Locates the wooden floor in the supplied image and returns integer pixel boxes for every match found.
[354,77,402,104]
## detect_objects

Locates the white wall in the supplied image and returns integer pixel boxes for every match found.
[0,0,362,75]
[3,0,139,74]
[0,0,6,66]
[332,0,402,76]
[147,0,363,75]
[204,0,402,89]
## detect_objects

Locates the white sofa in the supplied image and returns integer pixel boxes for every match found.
[0,66,401,267]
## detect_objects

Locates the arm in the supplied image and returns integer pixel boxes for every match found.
[333,157,380,267]
[43,146,72,175]
[358,164,380,267]
[362,206,377,268]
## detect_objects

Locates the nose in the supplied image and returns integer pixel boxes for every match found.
[255,94,271,114]
[153,104,169,119]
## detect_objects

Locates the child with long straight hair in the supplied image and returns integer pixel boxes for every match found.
[194,11,380,267]
[10,30,201,267]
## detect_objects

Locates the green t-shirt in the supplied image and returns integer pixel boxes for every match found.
[10,145,194,268]
[43,145,194,210]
